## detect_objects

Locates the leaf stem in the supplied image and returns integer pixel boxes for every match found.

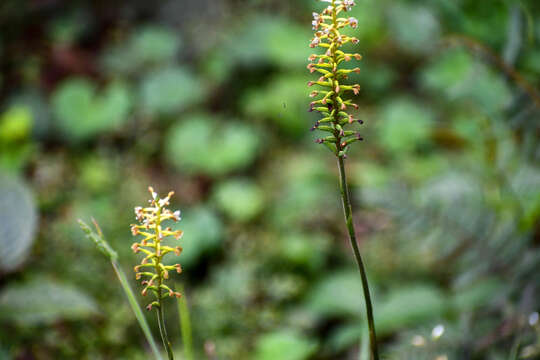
[337,156,379,360]
[176,283,194,360]
[111,261,164,360]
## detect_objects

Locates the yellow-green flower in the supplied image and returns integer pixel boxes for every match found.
[131,186,183,310]
[308,0,363,158]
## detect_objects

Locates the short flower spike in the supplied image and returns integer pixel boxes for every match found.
[131,186,183,309]
[308,0,363,158]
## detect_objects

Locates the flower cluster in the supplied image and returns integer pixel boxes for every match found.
[131,186,183,310]
[308,0,364,157]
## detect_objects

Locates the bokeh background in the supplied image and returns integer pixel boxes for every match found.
[1,0,539,359]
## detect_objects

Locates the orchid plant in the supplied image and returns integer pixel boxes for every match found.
[307,0,380,358]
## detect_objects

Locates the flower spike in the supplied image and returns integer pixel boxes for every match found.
[308,0,363,157]
[131,186,184,308]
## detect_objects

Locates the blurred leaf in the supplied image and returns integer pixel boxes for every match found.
[277,233,329,272]
[387,3,441,54]
[0,106,32,142]
[0,174,37,272]
[272,180,332,228]
[345,0,386,47]
[213,179,265,222]
[243,74,315,136]
[376,285,447,335]
[8,90,50,138]
[0,279,98,326]
[254,330,317,360]
[352,162,390,188]
[48,14,88,45]
[168,207,223,268]
[377,98,433,154]
[450,278,502,312]
[0,106,34,172]
[52,78,132,141]
[399,155,450,182]
[328,323,364,353]
[421,49,512,113]
[165,114,260,176]
[307,271,365,318]
[79,157,116,193]
[130,26,180,65]
[511,165,540,230]
[225,16,312,69]
[140,67,204,116]
[102,26,181,73]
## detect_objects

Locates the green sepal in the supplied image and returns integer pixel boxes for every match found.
[317,125,334,132]
[323,142,338,154]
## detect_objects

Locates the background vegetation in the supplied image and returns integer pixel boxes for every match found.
[0,0,539,359]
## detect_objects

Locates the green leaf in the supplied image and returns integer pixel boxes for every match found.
[307,271,365,318]
[387,3,441,54]
[130,26,181,65]
[0,174,37,272]
[254,330,317,360]
[377,98,433,154]
[376,285,447,335]
[277,233,329,272]
[243,74,315,136]
[140,67,204,116]
[0,279,98,326]
[226,16,312,68]
[0,106,32,142]
[421,49,512,114]
[213,179,265,222]
[450,279,502,312]
[52,78,132,141]
[167,207,223,268]
[102,26,181,73]
[0,107,35,172]
[165,114,260,176]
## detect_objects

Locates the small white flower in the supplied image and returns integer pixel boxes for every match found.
[530,312,539,326]
[343,0,355,11]
[411,335,426,347]
[158,198,168,207]
[431,324,445,340]
[173,210,181,221]
[348,17,358,28]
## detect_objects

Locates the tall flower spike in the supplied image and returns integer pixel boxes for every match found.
[131,186,184,307]
[308,2,380,360]
[308,0,363,158]
[131,186,183,360]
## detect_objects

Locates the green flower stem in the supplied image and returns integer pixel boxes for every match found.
[156,302,174,360]
[337,156,379,360]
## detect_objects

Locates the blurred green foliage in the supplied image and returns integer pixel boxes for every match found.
[0,0,539,359]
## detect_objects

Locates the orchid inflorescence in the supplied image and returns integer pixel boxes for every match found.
[131,186,184,311]
[308,0,364,158]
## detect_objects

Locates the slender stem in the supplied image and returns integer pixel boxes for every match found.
[337,156,379,360]
[156,301,174,360]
